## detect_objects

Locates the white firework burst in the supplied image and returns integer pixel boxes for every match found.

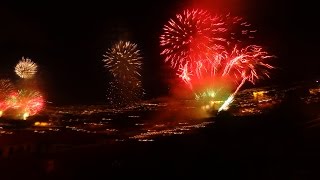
[15,57,38,79]
[103,40,142,80]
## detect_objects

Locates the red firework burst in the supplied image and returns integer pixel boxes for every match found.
[15,89,44,116]
[160,9,275,111]
[222,45,274,84]
[160,9,227,68]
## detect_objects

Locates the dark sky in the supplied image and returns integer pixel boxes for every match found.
[0,1,318,105]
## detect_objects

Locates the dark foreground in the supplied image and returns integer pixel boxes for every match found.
[1,92,320,179]
[1,120,320,179]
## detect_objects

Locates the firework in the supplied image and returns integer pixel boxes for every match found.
[222,14,257,44]
[222,45,274,83]
[14,89,44,119]
[0,79,16,115]
[160,9,275,112]
[103,40,144,106]
[15,57,38,79]
[103,41,142,80]
[0,79,15,98]
[160,9,227,69]
[160,9,258,81]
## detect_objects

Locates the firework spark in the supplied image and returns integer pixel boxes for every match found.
[0,79,15,97]
[103,41,142,79]
[106,80,144,107]
[15,57,38,79]
[0,79,16,115]
[160,9,274,112]
[160,9,227,69]
[14,89,44,119]
[222,14,257,44]
[222,45,274,83]
[103,40,144,106]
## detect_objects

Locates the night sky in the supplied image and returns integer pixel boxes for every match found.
[0,1,318,105]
